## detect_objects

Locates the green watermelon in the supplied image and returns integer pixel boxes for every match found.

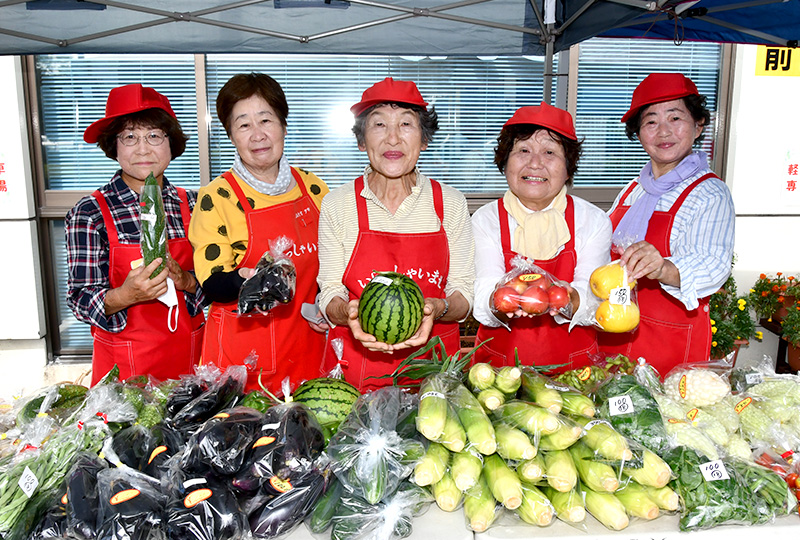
[358,271,424,344]
[292,377,360,429]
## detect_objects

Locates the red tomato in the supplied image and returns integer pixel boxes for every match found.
[521,273,551,292]
[504,276,529,294]
[785,473,798,488]
[494,286,521,313]
[519,286,549,315]
[547,285,570,311]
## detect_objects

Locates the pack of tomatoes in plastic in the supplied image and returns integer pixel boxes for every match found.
[490,256,573,319]
[589,259,640,333]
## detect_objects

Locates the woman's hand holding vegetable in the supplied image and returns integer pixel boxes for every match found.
[167,256,197,294]
[619,241,680,286]
[105,258,168,316]
[326,296,394,353]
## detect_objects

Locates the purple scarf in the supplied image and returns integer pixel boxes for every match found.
[612,151,707,247]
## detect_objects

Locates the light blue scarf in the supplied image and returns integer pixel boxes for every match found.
[613,151,707,247]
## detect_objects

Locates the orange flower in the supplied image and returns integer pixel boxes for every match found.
[781,285,787,291]
[760,273,767,279]
[772,285,780,292]
[777,272,783,277]
[762,291,769,297]
[778,296,785,303]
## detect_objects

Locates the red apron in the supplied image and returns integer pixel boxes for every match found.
[91,187,204,385]
[599,174,715,376]
[474,196,598,372]
[201,169,326,393]
[321,176,460,391]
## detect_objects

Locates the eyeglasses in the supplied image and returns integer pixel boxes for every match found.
[117,131,168,147]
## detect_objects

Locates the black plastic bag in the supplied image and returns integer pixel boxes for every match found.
[181,406,264,476]
[65,453,108,540]
[96,468,167,540]
[231,402,324,493]
[237,237,296,315]
[165,475,247,540]
[168,366,247,432]
[247,466,327,539]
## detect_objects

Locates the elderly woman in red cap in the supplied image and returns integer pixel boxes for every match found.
[472,103,612,371]
[317,77,474,390]
[66,84,205,384]
[601,73,735,375]
[189,73,329,393]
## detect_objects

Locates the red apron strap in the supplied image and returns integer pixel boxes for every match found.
[222,170,253,219]
[430,179,445,231]
[617,181,639,208]
[353,175,370,232]
[174,186,192,236]
[92,190,120,246]
[668,173,718,213]
[496,199,514,269]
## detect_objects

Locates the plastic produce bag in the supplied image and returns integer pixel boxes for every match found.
[238,236,297,315]
[167,365,247,432]
[662,363,731,408]
[140,172,168,279]
[163,472,247,540]
[65,452,109,540]
[142,423,185,479]
[26,486,68,540]
[231,401,325,494]
[593,367,669,453]
[247,465,329,539]
[96,467,167,540]
[589,259,640,334]
[180,406,264,476]
[490,255,574,324]
[326,387,424,505]
[665,446,773,530]
[329,482,433,540]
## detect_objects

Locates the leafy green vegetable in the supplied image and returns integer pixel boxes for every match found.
[140,172,167,278]
[595,374,668,453]
[664,446,767,531]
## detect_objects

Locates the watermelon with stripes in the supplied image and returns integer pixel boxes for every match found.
[292,377,360,429]
[358,271,424,345]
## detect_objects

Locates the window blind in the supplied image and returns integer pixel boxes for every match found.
[574,39,722,187]
[205,54,549,193]
[36,54,199,190]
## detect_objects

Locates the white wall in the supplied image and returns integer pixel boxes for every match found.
[1,44,798,397]
[726,45,800,369]
[0,56,51,399]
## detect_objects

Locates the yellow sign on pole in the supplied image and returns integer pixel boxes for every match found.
[756,46,800,76]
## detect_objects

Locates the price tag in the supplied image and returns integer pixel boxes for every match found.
[608,395,635,416]
[545,382,570,392]
[584,419,611,431]
[18,466,39,498]
[699,460,730,481]
[371,275,393,287]
[745,373,763,385]
[141,211,157,225]
[609,286,631,306]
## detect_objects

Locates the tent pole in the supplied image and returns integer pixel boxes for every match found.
[544,37,554,103]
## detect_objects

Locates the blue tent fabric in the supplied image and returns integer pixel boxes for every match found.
[0,0,797,55]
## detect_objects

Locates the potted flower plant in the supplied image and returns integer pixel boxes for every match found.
[779,300,800,371]
[748,273,799,322]
[710,274,756,361]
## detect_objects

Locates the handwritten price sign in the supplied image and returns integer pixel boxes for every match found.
[700,460,730,481]
[608,395,635,416]
[18,466,39,498]
[609,286,631,306]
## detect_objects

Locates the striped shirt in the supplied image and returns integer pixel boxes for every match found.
[609,166,735,310]
[317,168,475,323]
[65,172,205,332]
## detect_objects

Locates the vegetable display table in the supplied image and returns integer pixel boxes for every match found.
[474,511,799,540]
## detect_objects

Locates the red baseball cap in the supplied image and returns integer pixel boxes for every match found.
[503,102,577,141]
[621,73,699,123]
[350,77,428,117]
[84,83,177,143]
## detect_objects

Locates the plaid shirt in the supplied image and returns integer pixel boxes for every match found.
[65,172,205,332]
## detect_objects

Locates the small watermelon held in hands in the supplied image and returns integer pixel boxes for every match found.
[358,271,424,344]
